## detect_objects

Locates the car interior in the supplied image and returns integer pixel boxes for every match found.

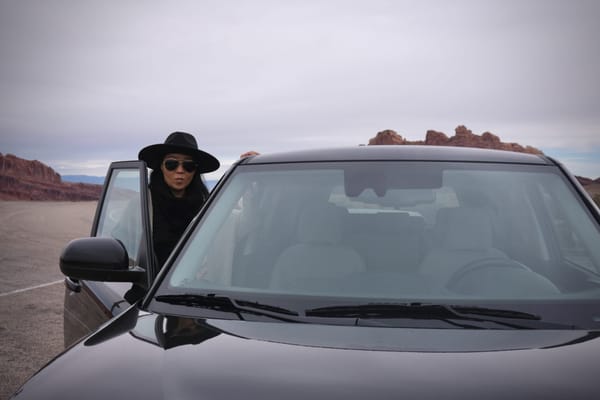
[168,162,600,302]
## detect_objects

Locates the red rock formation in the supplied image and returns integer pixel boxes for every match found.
[366,128,600,195]
[368,125,543,155]
[0,153,102,201]
[0,153,61,183]
[424,130,449,146]
[576,176,594,186]
[368,130,407,145]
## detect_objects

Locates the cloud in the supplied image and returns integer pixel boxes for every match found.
[1,0,598,179]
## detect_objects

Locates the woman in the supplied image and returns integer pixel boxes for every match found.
[138,131,220,266]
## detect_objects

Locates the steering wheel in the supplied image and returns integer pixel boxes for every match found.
[446,257,534,294]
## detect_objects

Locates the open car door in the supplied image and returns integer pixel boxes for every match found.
[62,160,157,347]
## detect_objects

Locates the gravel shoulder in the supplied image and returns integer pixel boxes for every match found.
[0,201,96,399]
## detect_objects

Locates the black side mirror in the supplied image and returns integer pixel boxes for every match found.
[60,237,146,286]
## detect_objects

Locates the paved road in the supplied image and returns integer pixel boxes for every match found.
[0,201,96,400]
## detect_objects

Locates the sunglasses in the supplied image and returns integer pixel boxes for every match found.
[163,159,198,173]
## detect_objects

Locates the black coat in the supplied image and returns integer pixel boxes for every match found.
[149,171,209,266]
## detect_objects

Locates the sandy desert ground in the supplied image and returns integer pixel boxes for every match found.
[0,201,97,400]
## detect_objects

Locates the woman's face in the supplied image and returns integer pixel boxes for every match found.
[160,153,197,197]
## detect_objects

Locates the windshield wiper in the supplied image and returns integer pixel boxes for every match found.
[305,303,574,330]
[154,294,300,322]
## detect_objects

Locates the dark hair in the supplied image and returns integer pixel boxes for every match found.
[149,169,209,202]
[148,168,210,267]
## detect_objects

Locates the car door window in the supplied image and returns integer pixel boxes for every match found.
[92,162,155,280]
[538,180,600,273]
[96,169,143,264]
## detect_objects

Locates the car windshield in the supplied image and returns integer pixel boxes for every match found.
[154,161,600,328]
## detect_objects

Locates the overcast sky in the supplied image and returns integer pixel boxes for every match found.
[1,0,599,179]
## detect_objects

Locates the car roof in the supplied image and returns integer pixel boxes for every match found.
[241,145,551,165]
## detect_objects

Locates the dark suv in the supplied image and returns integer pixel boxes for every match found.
[12,145,600,399]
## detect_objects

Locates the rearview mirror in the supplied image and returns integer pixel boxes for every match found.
[344,163,442,197]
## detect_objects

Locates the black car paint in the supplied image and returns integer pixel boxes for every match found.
[14,306,600,399]
[62,160,152,347]
[13,146,600,399]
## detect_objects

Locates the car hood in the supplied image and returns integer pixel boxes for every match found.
[13,306,600,399]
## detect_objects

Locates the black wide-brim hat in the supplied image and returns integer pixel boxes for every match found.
[138,131,220,173]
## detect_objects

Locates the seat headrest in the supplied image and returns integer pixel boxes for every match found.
[297,203,343,244]
[374,212,409,234]
[436,207,493,250]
